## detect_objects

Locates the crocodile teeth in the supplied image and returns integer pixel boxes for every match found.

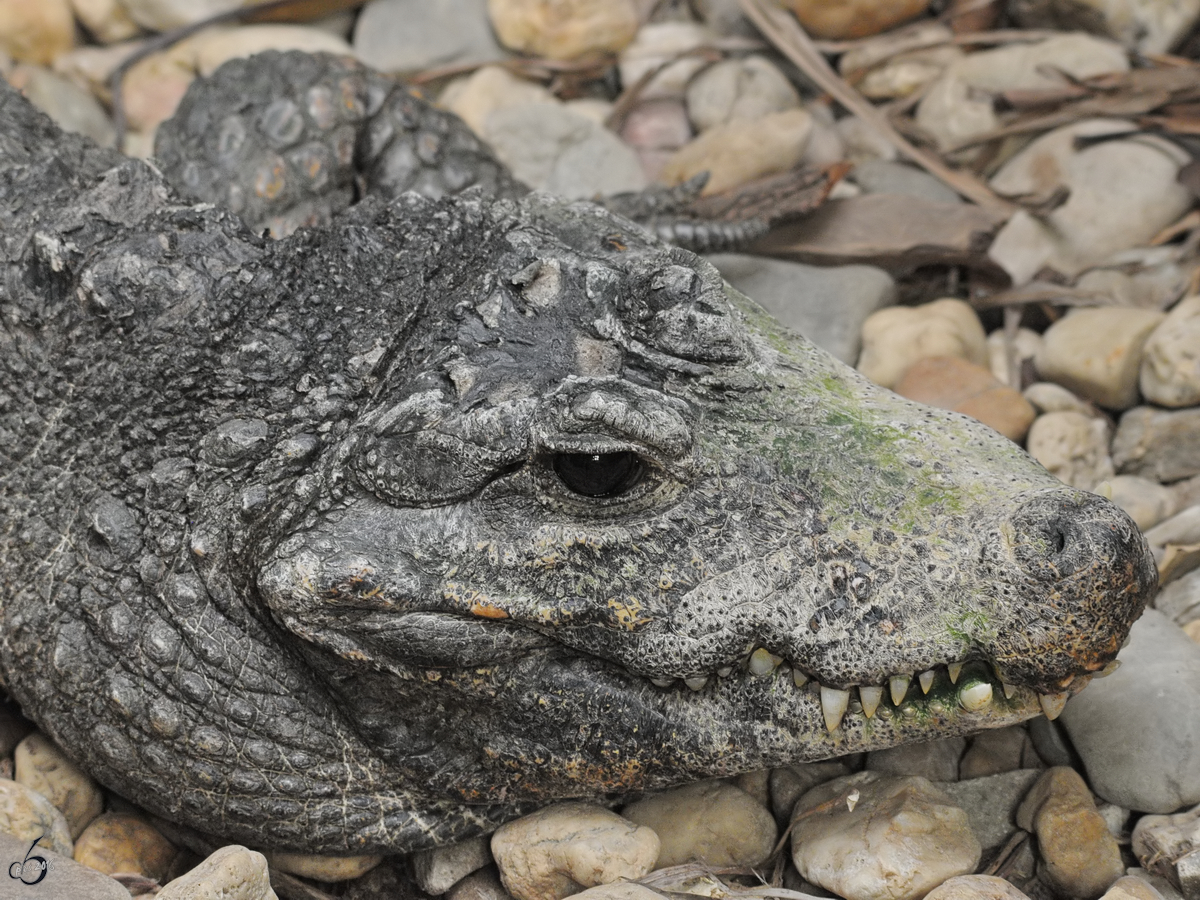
[748,648,782,677]
[1039,692,1069,720]
[1096,660,1120,678]
[684,676,708,691]
[650,677,673,688]
[947,662,963,684]
[1002,682,1017,699]
[793,669,809,688]
[820,685,850,732]
[889,675,910,705]
[958,681,993,712]
[859,685,883,719]
[919,669,935,694]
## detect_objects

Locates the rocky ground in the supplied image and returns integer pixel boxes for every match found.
[2,0,1200,898]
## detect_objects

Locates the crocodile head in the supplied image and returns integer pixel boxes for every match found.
[246,192,1155,810]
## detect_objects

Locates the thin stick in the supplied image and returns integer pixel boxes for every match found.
[738,0,1018,217]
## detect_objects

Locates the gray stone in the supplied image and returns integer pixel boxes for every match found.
[1156,566,1200,625]
[353,0,506,73]
[865,736,967,782]
[0,829,130,899]
[850,159,962,205]
[959,726,1030,779]
[769,761,855,823]
[707,253,895,363]
[936,769,1041,852]
[1114,406,1200,482]
[484,103,646,200]
[9,65,115,148]
[1144,505,1200,553]
[448,866,514,900]
[413,835,493,895]
[157,845,277,900]
[1060,609,1200,813]
[1028,715,1079,769]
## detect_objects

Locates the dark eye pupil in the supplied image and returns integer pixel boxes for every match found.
[553,452,643,498]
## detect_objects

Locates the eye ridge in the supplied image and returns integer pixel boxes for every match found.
[552,451,644,498]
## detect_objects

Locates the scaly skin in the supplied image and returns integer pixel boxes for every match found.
[0,59,1155,856]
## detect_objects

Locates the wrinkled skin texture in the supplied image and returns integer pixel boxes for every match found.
[0,61,1155,855]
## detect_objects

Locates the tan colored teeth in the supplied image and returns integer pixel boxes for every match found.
[1002,682,1017,699]
[821,685,850,732]
[859,685,883,718]
[889,675,910,705]
[684,676,708,691]
[793,669,809,688]
[1039,692,1069,720]
[958,681,993,711]
[947,662,963,684]
[919,670,935,693]
[1096,660,1120,678]
[749,648,782,676]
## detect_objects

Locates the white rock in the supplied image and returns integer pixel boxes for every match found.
[621,779,777,868]
[791,771,981,900]
[836,114,899,162]
[1107,475,1179,531]
[856,46,964,100]
[857,298,987,389]
[1026,410,1115,491]
[440,65,557,137]
[121,0,243,32]
[1141,295,1200,408]
[916,33,1127,152]
[353,0,505,74]
[1023,381,1096,416]
[987,326,1042,388]
[488,0,639,60]
[1051,0,1200,54]
[1035,306,1166,409]
[7,63,115,147]
[685,55,800,132]
[1076,254,1196,310]
[413,835,493,895]
[619,22,713,101]
[484,102,646,199]
[800,107,846,167]
[925,874,1033,899]
[491,803,659,900]
[14,732,103,840]
[989,121,1193,284]
[69,0,139,43]
[157,845,278,900]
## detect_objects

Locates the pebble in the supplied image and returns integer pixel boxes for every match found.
[959,726,1034,779]
[893,356,1036,442]
[856,46,964,101]
[1025,410,1115,491]
[1140,295,1200,408]
[487,0,639,60]
[353,0,505,74]
[622,779,777,869]
[1144,506,1200,557]
[780,0,932,39]
[73,812,177,881]
[413,835,493,895]
[1076,254,1196,311]
[850,158,963,205]
[118,38,198,134]
[490,803,659,900]
[569,885,670,900]
[708,253,896,363]
[7,64,116,147]
[837,114,900,163]
[268,850,382,882]
[484,102,647,199]
[120,0,241,32]
[791,772,980,899]
[1013,0,1200,55]
[189,25,353,78]
[1156,566,1200,625]
[865,736,967,783]
[925,874,1033,899]
[733,769,772,810]
[619,99,692,181]
[1015,767,1125,898]
[800,105,846,167]
[69,0,140,44]
[916,34,1128,153]
[1022,381,1097,417]
[0,778,74,856]
[685,55,800,132]
[0,0,74,65]
[1113,406,1200,482]
[440,65,557,137]
[1034,307,1166,410]
[987,327,1042,388]
[157,845,278,900]
[0,829,130,900]
[1131,803,1200,889]
[618,22,713,101]
[660,108,813,196]
[448,865,512,900]
[1106,475,1180,531]
[1101,875,1169,900]
[1060,609,1200,813]
[857,298,988,389]
[988,122,1193,284]
[769,761,855,823]
[14,732,104,840]
[938,769,1042,852]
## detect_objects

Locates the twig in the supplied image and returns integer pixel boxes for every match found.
[738,0,1018,217]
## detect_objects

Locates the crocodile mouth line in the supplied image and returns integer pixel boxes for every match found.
[634,650,1122,732]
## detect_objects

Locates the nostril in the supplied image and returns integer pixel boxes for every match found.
[1049,526,1066,555]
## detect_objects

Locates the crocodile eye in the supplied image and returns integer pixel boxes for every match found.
[553,452,644,498]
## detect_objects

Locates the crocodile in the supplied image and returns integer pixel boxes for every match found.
[0,52,1156,856]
